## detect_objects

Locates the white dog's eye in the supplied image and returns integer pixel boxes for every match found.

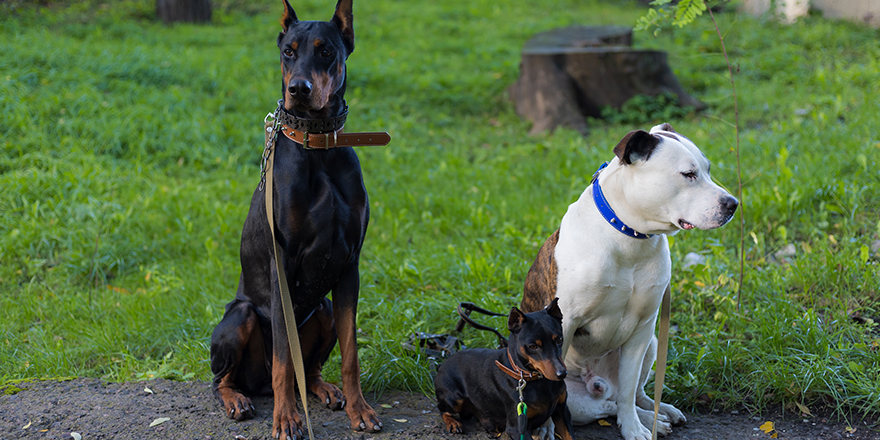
[681,171,697,180]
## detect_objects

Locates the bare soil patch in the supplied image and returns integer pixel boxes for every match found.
[0,378,876,439]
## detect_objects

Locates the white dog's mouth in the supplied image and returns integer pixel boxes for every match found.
[678,219,695,230]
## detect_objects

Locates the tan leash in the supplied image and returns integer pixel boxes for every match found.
[651,284,672,440]
[264,116,315,440]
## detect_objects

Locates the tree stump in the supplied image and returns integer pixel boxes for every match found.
[157,0,212,24]
[508,25,704,134]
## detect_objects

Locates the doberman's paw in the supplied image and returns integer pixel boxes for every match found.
[346,398,382,432]
[219,390,254,421]
[308,379,345,410]
[272,407,304,440]
[442,413,464,434]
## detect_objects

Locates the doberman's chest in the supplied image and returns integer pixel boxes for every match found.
[273,147,368,300]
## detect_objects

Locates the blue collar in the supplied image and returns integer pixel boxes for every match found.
[591,162,655,239]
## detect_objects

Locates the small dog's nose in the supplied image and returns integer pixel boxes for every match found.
[288,79,312,97]
[593,382,602,391]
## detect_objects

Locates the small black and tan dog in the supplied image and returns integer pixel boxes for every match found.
[434,299,574,440]
[209,0,382,438]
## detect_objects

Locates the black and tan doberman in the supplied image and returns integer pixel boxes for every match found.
[433,299,574,440]
[209,0,382,438]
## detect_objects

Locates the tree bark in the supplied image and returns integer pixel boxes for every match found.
[157,0,212,24]
[508,26,704,135]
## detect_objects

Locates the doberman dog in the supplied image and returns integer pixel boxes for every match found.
[209,0,382,438]
[433,299,574,440]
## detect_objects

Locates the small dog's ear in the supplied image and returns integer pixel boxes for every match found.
[613,130,660,165]
[508,307,526,333]
[545,298,563,322]
[331,0,355,54]
[279,0,298,35]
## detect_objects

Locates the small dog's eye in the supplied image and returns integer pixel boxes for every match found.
[527,344,539,351]
[283,48,294,58]
[320,48,332,57]
[681,171,697,180]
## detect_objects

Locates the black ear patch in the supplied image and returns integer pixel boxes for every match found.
[544,298,563,322]
[508,307,526,333]
[613,130,660,165]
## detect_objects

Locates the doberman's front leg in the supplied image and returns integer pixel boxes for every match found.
[333,264,382,432]
[552,392,575,440]
[302,298,345,410]
[270,280,304,440]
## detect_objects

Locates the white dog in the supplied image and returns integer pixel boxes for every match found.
[521,123,738,440]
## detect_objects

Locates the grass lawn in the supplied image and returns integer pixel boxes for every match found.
[1,0,878,421]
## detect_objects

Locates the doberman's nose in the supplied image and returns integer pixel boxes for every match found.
[556,368,567,380]
[288,79,312,98]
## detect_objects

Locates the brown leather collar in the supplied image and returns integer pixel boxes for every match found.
[495,349,543,382]
[279,124,391,149]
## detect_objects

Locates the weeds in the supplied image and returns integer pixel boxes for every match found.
[1,0,878,419]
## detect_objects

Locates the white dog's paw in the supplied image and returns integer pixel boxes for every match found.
[620,419,653,440]
[530,418,554,440]
[659,402,686,425]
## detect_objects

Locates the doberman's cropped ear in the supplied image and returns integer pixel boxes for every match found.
[279,0,298,34]
[544,298,563,322]
[331,0,354,54]
[508,307,526,333]
[613,130,660,165]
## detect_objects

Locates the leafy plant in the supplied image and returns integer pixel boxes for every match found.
[598,92,695,125]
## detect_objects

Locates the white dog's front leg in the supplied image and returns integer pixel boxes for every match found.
[616,322,655,440]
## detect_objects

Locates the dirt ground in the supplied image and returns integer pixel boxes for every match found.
[0,378,877,440]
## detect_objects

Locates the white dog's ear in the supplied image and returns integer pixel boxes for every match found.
[545,298,563,322]
[613,130,660,165]
[508,307,526,333]
[655,122,676,133]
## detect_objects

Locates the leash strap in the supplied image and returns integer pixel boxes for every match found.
[264,117,315,440]
[455,302,509,348]
[651,284,672,440]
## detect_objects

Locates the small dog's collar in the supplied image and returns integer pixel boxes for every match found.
[495,350,543,382]
[591,162,655,239]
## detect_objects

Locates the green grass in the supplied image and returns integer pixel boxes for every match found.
[2,0,879,421]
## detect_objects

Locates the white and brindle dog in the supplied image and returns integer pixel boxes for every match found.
[520,123,738,440]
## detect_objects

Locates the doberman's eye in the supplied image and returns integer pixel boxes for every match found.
[320,48,333,58]
[556,338,563,346]
[681,171,697,180]
[527,344,539,351]
[283,48,294,58]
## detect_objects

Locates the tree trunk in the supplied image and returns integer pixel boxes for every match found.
[157,0,212,24]
[508,25,704,135]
